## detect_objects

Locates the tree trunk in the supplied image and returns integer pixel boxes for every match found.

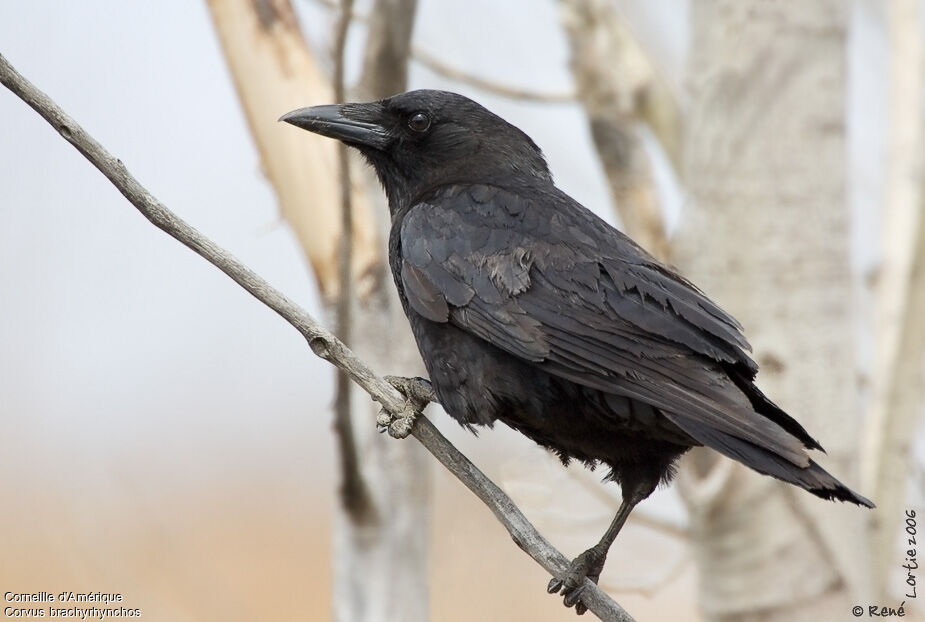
[860,0,925,601]
[330,3,430,622]
[206,2,429,621]
[560,0,678,261]
[676,1,872,619]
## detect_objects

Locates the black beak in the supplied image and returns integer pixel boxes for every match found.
[279,104,390,149]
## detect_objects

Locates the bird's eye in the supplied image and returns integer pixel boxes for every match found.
[407,112,431,133]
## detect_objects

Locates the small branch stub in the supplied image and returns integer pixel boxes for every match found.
[308,335,332,359]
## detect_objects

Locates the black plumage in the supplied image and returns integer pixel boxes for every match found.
[281,90,873,613]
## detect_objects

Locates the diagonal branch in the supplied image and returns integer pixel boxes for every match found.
[0,53,633,622]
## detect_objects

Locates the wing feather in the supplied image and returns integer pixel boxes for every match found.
[399,184,811,465]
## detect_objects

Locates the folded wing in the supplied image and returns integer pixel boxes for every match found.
[400,184,821,471]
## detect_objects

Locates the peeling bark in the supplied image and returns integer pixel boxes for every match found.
[206,0,380,299]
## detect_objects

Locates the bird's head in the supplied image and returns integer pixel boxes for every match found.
[280,89,551,211]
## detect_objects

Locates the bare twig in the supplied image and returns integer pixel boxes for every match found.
[309,0,574,103]
[329,0,375,523]
[0,52,633,622]
[412,47,575,103]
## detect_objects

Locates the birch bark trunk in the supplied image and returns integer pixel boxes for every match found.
[206,2,429,620]
[860,0,925,601]
[561,0,678,261]
[676,2,872,619]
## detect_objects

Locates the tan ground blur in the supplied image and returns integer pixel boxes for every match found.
[1,456,698,622]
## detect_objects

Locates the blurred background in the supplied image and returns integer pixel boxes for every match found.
[1,1,923,620]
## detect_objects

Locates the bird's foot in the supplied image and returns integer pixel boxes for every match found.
[547,546,607,616]
[376,376,436,439]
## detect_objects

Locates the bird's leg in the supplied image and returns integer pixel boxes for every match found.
[377,375,436,439]
[548,490,645,615]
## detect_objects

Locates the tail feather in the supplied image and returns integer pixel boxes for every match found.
[666,413,874,508]
[726,365,825,452]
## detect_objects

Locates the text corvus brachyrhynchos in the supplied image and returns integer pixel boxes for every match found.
[281,90,873,614]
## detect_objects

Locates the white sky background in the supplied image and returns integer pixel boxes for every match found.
[0,0,890,539]
[0,2,333,498]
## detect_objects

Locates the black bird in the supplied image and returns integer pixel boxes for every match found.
[281,90,873,614]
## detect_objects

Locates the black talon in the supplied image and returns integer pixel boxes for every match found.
[547,578,563,594]
[563,585,585,608]
[550,546,606,614]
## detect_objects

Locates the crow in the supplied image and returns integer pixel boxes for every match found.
[281,90,873,614]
